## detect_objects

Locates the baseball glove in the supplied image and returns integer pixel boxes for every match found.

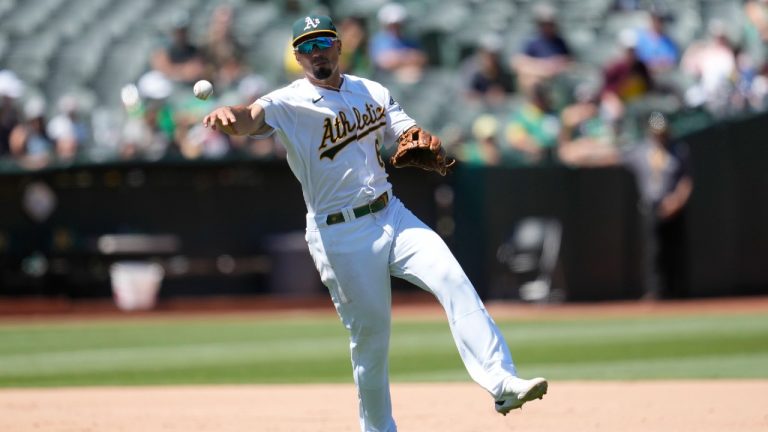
[390,127,455,176]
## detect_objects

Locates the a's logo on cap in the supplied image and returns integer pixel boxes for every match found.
[304,16,320,30]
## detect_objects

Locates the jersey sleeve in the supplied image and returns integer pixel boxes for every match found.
[382,89,416,149]
[251,89,292,138]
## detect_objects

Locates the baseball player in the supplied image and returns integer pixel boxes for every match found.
[203,15,547,432]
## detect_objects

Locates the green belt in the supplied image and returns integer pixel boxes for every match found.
[326,193,389,225]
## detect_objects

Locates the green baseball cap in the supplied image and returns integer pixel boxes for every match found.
[292,15,338,47]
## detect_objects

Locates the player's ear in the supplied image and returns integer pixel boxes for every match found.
[336,39,342,54]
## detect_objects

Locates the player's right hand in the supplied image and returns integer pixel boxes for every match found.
[203,106,238,135]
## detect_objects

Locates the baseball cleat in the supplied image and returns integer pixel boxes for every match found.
[494,376,548,416]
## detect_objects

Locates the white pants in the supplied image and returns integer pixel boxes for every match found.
[305,196,517,432]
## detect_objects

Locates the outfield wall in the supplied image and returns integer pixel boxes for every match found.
[1,114,767,301]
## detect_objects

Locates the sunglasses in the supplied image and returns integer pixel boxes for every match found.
[294,37,337,54]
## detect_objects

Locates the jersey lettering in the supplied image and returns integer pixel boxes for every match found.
[319,103,386,160]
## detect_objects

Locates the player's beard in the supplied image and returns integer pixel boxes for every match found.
[312,65,333,80]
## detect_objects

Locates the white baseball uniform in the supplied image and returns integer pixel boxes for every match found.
[254,74,518,432]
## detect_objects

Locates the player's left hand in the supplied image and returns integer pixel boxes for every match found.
[390,126,456,176]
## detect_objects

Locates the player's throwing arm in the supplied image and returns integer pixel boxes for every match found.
[202,103,271,137]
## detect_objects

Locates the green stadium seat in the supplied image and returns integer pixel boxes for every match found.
[0,0,748,149]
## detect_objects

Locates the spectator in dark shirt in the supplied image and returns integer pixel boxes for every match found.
[511,2,572,95]
[151,13,207,84]
[460,34,515,106]
[0,70,24,157]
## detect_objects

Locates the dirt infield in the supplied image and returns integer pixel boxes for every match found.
[2,296,767,431]
[1,381,767,432]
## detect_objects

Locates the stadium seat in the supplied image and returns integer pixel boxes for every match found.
[0,0,749,153]
[231,2,280,47]
[0,33,7,63]
[331,0,389,18]
[1,0,65,37]
[0,0,18,21]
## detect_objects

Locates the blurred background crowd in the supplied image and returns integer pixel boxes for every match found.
[1,0,767,171]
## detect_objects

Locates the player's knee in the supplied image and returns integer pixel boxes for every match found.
[352,319,390,340]
[350,316,390,351]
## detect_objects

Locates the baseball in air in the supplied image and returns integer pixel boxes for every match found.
[193,80,213,100]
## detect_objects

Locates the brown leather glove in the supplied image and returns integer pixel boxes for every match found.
[390,127,456,176]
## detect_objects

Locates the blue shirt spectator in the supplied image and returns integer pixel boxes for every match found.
[369,3,427,83]
[634,11,679,73]
[370,31,422,60]
[522,33,571,59]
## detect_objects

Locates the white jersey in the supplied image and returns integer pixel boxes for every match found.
[253,74,416,218]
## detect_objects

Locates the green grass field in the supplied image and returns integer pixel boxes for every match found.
[1,311,767,387]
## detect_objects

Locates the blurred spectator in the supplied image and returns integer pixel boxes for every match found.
[601,29,655,128]
[225,74,284,159]
[558,83,619,167]
[46,95,90,161]
[176,116,231,160]
[0,70,24,157]
[120,71,176,160]
[733,50,768,112]
[339,15,372,77]
[741,0,768,71]
[370,2,428,83]
[503,81,561,165]
[151,13,207,84]
[457,114,501,166]
[0,97,19,157]
[680,19,737,115]
[121,103,173,161]
[603,29,654,105]
[204,5,242,69]
[633,9,679,74]
[214,50,249,95]
[611,0,643,11]
[622,111,693,299]
[203,5,248,92]
[171,89,226,160]
[9,97,53,169]
[460,34,515,106]
[511,2,572,95]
